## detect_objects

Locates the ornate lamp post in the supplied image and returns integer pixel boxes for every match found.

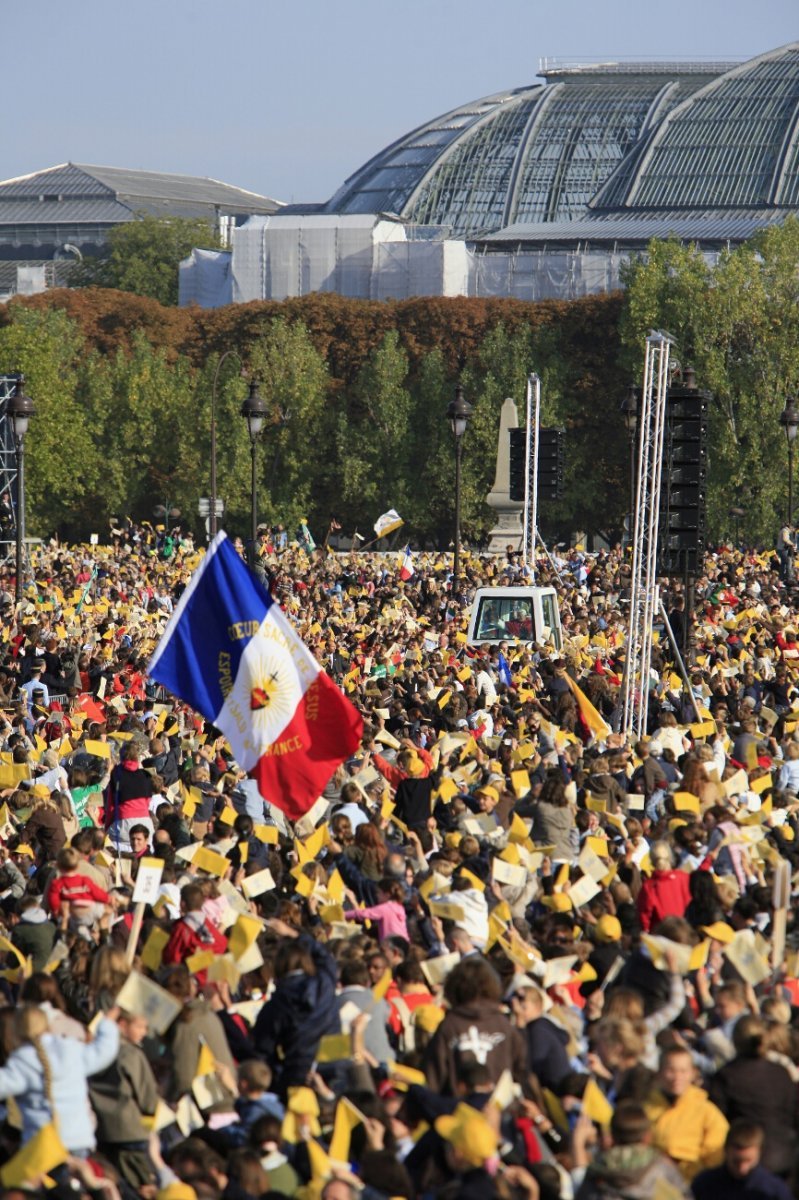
[8,376,35,605]
[241,381,268,569]
[446,384,473,581]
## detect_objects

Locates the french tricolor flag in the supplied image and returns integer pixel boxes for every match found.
[147,533,363,820]
[399,545,415,581]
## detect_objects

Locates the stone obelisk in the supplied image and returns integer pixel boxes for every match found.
[486,396,524,553]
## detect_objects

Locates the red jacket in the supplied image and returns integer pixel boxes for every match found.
[163,914,228,983]
[636,869,692,932]
[47,872,109,916]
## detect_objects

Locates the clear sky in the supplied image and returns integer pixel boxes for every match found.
[4,0,797,205]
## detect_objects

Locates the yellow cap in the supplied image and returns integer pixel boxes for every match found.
[435,1102,499,1167]
[700,922,735,945]
[476,785,499,804]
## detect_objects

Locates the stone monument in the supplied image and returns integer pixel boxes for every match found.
[486,396,524,554]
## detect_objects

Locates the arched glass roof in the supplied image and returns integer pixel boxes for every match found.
[593,42,799,211]
[325,63,730,237]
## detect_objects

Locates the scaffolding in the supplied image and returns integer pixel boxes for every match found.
[0,377,18,569]
[619,333,673,736]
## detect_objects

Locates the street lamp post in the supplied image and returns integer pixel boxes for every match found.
[729,506,745,547]
[446,384,473,581]
[780,398,799,525]
[8,376,34,605]
[241,381,268,570]
[210,350,242,540]
[620,384,639,528]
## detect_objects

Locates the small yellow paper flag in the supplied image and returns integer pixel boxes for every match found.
[186,949,216,976]
[327,869,345,903]
[673,791,700,815]
[254,823,279,845]
[508,812,529,844]
[0,1121,67,1187]
[436,777,459,803]
[193,846,230,877]
[140,926,170,972]
[195,1040,216,1078]
[372,968,393,1001]
[307,1137,332,1181]
[511,769,531,799]
[84,739,111,759]
[583,1077,614,1126]
[229,913,262,962]
[316,1033,351,1063]
[329,1097,365,1163]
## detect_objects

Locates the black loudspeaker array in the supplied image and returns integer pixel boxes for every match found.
[509,427,565,503]
[659,381,709,574]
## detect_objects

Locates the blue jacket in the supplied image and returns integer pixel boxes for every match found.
[692,1163,793,1200]
[0,1018,119,1151]
[226,1092,285,1145]
[253,935,339,1095]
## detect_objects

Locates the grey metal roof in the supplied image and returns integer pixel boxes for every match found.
[77,164,279,211]
[0,163,280,217]
[0,199,129,226]
[478,207,793,247]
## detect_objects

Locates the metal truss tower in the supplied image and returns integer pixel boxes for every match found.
[0,377,19,569]
[620,333,674,737]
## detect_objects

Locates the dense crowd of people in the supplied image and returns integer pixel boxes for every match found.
[0,525,796,1200]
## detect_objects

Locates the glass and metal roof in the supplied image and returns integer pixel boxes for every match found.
[593,42,799,211]
[325,63,731,237]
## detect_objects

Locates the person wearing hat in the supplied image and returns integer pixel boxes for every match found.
[507,974,570,1090]
[18,663,49,716]
[588,914,626,985]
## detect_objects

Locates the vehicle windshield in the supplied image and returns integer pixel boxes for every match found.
[474,596,535,641]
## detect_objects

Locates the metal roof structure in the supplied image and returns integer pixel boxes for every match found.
[592,42,799,211]
[472,42,799,255]
[324,62,734,237]
[480,208,794,247]
[0,162,280,226]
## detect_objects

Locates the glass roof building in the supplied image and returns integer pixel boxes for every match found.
[189,41,799,305]
[324,61,733,237]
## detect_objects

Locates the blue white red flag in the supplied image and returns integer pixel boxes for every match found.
[399,545,415,582]
[498,651,512,687]
[147,533,363,820]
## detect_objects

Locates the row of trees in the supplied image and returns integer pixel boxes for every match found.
[0,291,628,546]
[4,216,799,547]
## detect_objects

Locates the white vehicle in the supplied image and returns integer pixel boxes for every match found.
[467,586,563,650]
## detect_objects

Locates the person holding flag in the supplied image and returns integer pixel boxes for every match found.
[147,532,363,821]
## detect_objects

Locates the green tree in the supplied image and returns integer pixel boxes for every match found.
[406,348,457,546]
[72,213,222,307]
[335,330,413,533]
[95,333,198,522]
[620,220,799,542]
[0,306,98,534]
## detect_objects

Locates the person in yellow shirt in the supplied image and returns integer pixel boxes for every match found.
[644,1045,728,1181]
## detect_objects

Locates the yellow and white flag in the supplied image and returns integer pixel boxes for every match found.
[374,509,404,539]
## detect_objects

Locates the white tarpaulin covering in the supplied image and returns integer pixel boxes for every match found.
[231,214,408,303]
[179,215,656,307]
[178,248,232,308]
